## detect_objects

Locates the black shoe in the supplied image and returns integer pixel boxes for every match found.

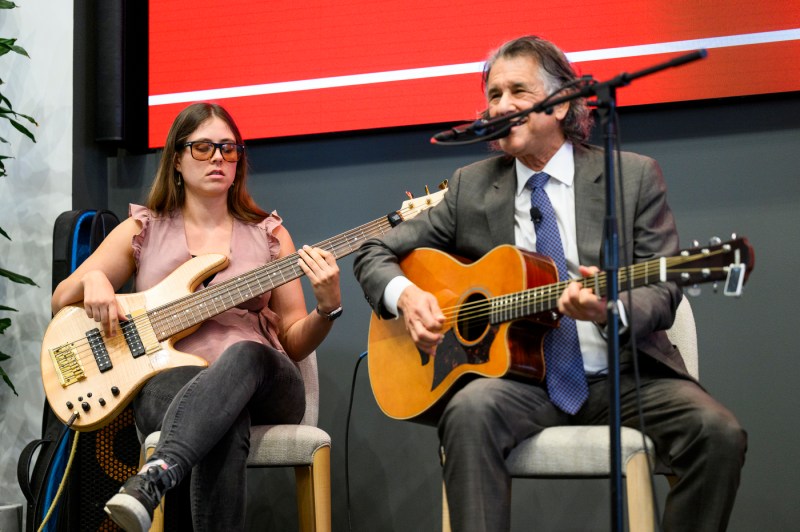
[104,464,176,532]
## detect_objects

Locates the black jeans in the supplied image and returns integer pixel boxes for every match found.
[133,341,305,531]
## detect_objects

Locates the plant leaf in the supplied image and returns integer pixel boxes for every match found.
[8,118,36,142]
[0,364,18,396]
[0,226,10,240]
[0,351,9,361]
[0,317,10,333]
[0,305,17,311]
[0,38,29,58]
[0,109,37,126]
[0,267,38,285]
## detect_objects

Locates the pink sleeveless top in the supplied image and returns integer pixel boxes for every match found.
[129,204,285,364]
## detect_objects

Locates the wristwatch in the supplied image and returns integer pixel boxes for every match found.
[316,304,343,321]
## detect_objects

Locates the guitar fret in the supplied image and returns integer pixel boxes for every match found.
[236,277,252,301]
[491,297,501,323]
[498,295,505,322]
[182,306,196,328]
[524,290,531,316]
[254,275,265,294]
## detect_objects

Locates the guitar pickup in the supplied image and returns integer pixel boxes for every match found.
[121,317,147,358]
[86,328,113,372]
[723,263,746,297]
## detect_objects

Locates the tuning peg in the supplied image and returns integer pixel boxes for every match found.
[692,239,700,248]
[438,179,449,190]
[712,281,719,293]
[709,236,722,246]
[424,185,431,195]
[405,191,414,200]
[722,233,738,252]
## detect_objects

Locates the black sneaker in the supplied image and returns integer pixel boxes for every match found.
[104,464,176,532]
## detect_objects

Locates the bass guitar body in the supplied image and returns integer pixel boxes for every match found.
[40,254,228,431]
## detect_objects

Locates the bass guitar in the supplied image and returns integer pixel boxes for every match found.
[41,185,448,431]
[368,237,754,423]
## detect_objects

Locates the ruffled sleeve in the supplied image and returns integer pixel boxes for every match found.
[259,210,284,261]
[128,203,152,267]
[257,211,286,354]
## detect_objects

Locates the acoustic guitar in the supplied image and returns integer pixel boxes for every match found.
[41,186,447,431]
[368,237,754,423]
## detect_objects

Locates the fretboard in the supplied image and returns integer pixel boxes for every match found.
[490,256,671,323]
[148,215,397,340]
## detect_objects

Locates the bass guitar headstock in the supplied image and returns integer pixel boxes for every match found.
[392,180,449,225]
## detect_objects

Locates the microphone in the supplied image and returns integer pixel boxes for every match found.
[431,117,514,145]
[530,206,542,225]
[431,118,492,143]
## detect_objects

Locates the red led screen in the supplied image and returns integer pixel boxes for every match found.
[148,0,800,147]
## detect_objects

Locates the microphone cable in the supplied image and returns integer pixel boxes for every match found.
[345,350,368,532]
[606,110,664,532]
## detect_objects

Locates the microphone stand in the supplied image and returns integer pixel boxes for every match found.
[539,49,706,532]
[434,48,706,531]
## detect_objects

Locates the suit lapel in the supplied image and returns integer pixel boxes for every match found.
[485,157,517,246]
[574,146,606,264]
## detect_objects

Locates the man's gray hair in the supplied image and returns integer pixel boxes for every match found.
[482,35,594,144]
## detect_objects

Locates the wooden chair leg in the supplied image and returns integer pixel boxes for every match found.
[442,480,452,532]
[140,444,165,532]
[626,451,656,532]
[295,445,331,532]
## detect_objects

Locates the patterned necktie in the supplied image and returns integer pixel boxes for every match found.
[527,171,588,414]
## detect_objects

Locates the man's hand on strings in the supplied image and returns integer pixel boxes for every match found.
[397,284,445,355]
[559,265,607,324]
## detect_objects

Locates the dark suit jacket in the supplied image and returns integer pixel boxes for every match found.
[353,143,690,378]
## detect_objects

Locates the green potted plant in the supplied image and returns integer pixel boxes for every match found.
[1,0,39,395]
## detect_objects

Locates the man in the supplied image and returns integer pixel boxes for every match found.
[353,35,746,531]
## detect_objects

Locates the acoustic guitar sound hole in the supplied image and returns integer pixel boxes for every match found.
[457,292,490,343]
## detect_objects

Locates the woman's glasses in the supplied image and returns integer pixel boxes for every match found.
[181,141,245,162]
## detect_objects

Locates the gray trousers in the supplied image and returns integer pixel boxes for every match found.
[439,358,746,532]
[133,341,305,532]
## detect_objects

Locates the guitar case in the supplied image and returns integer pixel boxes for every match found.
[17,209,141,532]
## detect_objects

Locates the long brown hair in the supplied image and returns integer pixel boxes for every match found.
[146,102,268,222]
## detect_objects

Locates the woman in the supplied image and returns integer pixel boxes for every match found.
[51,102,342,531]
